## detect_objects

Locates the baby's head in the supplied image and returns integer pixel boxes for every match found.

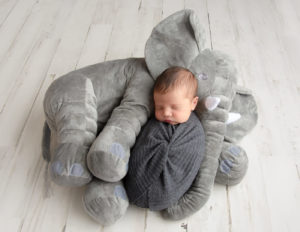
[153,67,199,125]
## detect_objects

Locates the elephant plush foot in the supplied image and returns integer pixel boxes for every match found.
[50,143,92,187]
[87,126,130,182]
[215,142,248,186]
[83,179,129,226]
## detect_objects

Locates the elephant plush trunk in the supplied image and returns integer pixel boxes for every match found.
[43,76,98,187]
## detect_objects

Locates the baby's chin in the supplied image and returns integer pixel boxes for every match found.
[155,117,187,125]
[164,120,178,125]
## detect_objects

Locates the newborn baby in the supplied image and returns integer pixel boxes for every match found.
[125,66,205,211]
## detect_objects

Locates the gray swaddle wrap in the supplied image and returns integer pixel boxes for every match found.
[125,112,205,211]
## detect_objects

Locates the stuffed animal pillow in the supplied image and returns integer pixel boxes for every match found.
[42,9,257,225]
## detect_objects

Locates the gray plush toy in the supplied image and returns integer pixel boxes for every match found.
[42,9,257,225]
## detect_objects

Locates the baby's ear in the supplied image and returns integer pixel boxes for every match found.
[192,96,199,110]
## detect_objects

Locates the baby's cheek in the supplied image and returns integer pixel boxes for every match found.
[179,112,192,123]
[174,114,183,123]
[154,111,162,121]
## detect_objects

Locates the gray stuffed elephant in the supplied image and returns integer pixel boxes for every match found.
[42,9,257,225]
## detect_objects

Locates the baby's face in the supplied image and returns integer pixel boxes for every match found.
[154,87,198,125]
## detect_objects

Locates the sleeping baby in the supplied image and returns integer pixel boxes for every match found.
[124,66,206,210]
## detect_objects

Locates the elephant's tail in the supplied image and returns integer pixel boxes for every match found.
[42,121,51,162]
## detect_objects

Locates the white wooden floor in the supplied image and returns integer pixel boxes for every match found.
[0,0,300,231]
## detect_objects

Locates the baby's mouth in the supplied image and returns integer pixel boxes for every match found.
[164,120,178,125]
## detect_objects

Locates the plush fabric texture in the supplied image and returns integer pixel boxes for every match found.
[225,86,258,143]
[83,179,129,226]
[125,112,205,211]
[43,58,154,186]
[215,142,248,186]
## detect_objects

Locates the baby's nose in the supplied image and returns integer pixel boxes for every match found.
[163,109,172,117]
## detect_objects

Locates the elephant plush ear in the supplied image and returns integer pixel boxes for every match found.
[145,9,205,79]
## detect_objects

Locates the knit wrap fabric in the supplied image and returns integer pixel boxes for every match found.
[124,112,205,211]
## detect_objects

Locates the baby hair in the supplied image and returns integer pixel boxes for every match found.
[154,66,198,97]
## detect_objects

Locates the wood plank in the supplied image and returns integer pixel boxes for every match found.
[235,0,300,159]
[0,0,71,188]
[0,110,50,232]
[46,0,99,77]
[153,185,229,232]
[0,0,75,147]
[92,0,118,25]
[60,188,103,232]
[0,146,16,195]
[207,0,300,159]
[144,189,229,232]
[145,210,187,232]
[207,0,300,231]
[206,0,284,231]
[102,206,146,232]
[290,0,300,18]
[76,24,113,68]
[197,185,229,232]
[0,0,19,26]
[0,1,100,232]
[0,0,37,61]
[105,0,141,60]
[261,155,300,232]
[230,139,273,232]
[0,38,59,147]
[140,0,162,9]
[132,5,163,57]
[0,0,67,112]
[139,0,163,26]
[205,0,244,81]
[271,0,300,94]
[162,0,184,19]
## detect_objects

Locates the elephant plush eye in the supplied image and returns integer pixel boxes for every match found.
[197,73,208,80]
[216,58,225,65]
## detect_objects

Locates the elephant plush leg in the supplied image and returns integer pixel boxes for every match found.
[215,142,248,186]
[83,179,129,226]
[87,63,154,182]
[87,126,131,182]
[44,77,98,187]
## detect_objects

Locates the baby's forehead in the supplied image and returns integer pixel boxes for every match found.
[154,85,191,97]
